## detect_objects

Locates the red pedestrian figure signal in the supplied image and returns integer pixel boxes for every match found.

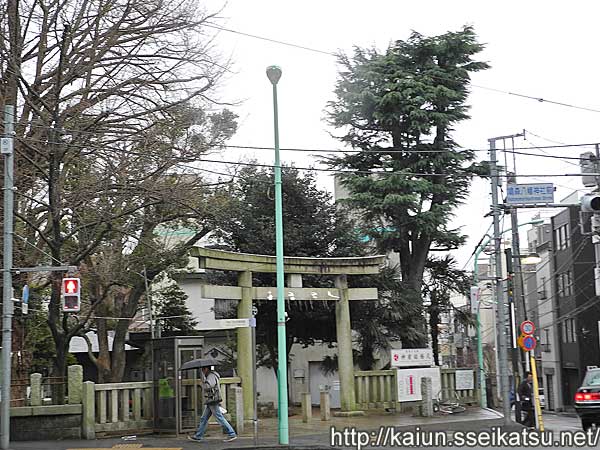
[62,277,81,312]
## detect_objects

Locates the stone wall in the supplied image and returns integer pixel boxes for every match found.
[10,405,82,440]
[9,365,84,441]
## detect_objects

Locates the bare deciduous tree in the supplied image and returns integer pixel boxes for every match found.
[0,0,237,394]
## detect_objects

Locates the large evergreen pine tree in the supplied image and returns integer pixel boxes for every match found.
[327,26,489,342]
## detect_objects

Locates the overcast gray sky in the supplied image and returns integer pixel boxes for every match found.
[201,1,599,268]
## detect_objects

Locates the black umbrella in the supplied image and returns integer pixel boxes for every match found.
[180,358,219,371]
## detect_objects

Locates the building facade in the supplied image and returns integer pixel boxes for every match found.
[551,206,597,408]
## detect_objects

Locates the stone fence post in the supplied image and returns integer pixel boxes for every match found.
[301,392,312,423]
[68,365,83,404]
[420,377,433,417]
[82,381,96,439]
[228,386,244,434]
[320,390,331,421]
[234,386,244,434]
[29,373,42,407]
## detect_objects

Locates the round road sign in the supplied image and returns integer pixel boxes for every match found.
[520,320,535,335]
[521,335,537,351]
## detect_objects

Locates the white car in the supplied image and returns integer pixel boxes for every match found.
[538,388,546,409]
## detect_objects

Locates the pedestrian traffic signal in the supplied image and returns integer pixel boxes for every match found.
[62,277,81,312]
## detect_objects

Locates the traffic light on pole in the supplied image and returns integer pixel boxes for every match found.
[62,278,81,312]
[581,193,600,212]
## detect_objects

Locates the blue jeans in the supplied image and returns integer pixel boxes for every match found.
[194,403,236,439]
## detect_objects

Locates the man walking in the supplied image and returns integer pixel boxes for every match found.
[189,365,237,443]
[518,372,535,428]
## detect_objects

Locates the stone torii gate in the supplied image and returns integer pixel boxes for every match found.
[189,247,385,418]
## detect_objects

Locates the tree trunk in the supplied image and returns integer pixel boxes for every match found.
[109,318,130,382]
[51,339,68,404]
[96,318,111,383]
[358,340,375,370]
[429,305,440,366]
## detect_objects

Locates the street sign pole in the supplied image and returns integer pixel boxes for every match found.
[251,311,258,447]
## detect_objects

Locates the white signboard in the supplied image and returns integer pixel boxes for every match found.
[211,318,255,329]
[506,183,554,204]
[470,287,479,314]
[396,367,441,402]
[391,348,433,368]
[455,369,474,390]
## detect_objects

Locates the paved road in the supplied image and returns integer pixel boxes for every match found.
[7,412,594,450]
[339,414,595,450]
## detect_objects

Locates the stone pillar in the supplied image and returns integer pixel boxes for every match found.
[81,381,96,439]
[420,377,433,417]
[68,364,83,404]
[301,392,312,423]
[320,390,331,421]
[237,271,254,420]
[229,386,244,434]
[30,373,42,407]
[335,274,356,412]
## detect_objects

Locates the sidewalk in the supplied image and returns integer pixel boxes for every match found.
[8,407,505,450]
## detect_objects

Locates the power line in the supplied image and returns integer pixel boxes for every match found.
[20,124,600,155]
[17,136,594,179]
[184,158,600,179]
[204,23,600,114]
[524,130,568,147]
[523,133,581,168]
[471,85,600,114]
[204,23,337,57]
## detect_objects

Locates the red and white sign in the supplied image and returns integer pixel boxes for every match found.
[520,320,535,335]
[396,367,441,402]
[390,348,433,368]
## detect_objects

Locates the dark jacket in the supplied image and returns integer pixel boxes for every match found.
[518,379,533,408]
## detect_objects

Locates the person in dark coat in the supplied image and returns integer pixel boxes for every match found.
[518,372,535,428]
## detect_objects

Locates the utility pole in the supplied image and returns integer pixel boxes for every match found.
[489,135,514,425]
[1,105,15,450]
[593,145,600,297]
[579,148,600,295]
[507,135,529,380]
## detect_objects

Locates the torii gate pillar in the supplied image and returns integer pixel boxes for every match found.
[335,274,356,412]
[237,271,254,420]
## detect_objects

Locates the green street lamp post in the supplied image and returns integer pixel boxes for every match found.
[472,218,543,410]
[266,65,289,445]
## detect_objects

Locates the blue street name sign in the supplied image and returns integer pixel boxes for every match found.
[506,183,554,204]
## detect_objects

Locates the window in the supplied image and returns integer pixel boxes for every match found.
[583,370,600,386]
[563,318,577,343]
[557,272,573,297]
[542,328,551,352]
[565,271,573,296]
[557,273,564,297]
[554,224,570,251]
[539,277,547,299]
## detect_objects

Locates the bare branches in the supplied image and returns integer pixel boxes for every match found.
[1,0,238,381]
